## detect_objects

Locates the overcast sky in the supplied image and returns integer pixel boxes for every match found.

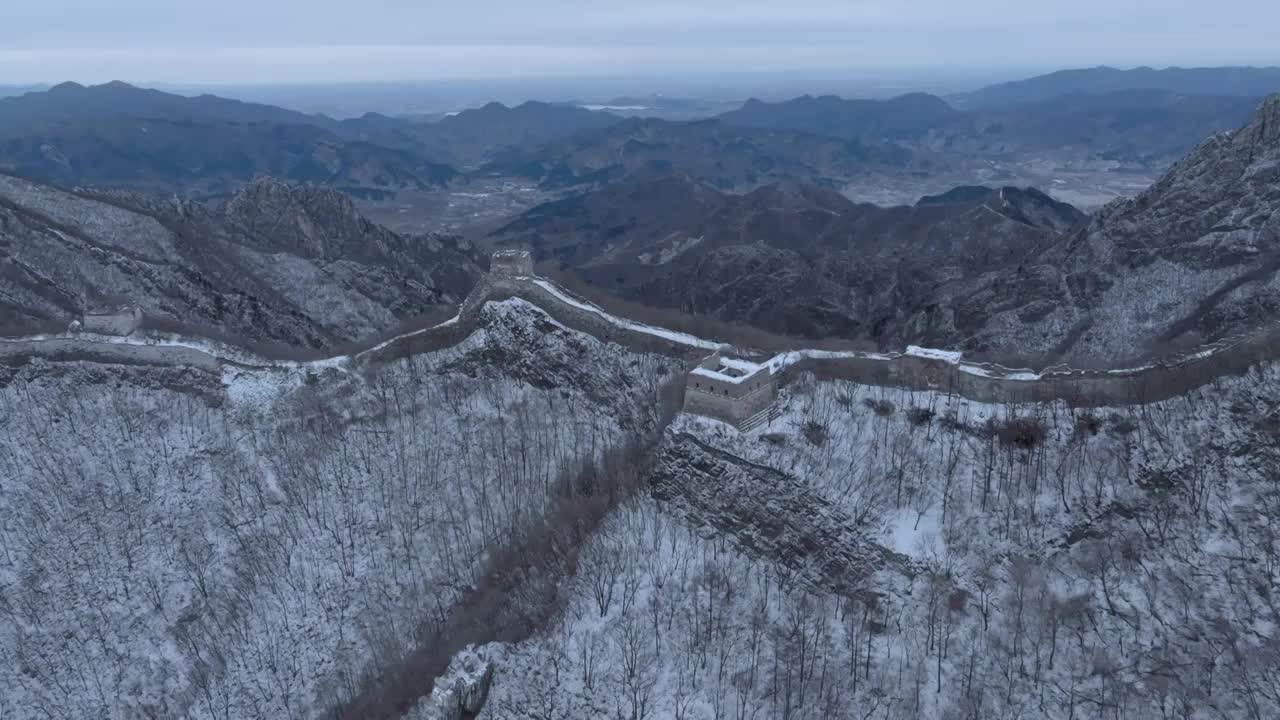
[3,0,1279,84]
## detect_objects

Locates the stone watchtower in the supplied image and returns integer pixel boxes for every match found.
[79,303,142,336]
[490,249,534,277]
[683,349,777,430]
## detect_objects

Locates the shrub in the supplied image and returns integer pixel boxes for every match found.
[939,412,970,433]
[906,407,935,427]
[863,398,896,417]
[1073,412,1102,438]
[800,420,829,447]
[991,417,1049,450]
[760,432,788,446]
[835,392,854,408]
[1108,414,1139,436]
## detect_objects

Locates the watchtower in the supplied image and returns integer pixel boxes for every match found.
[683,349,777,430]
[491,249,534,277]
[81,303,142,336]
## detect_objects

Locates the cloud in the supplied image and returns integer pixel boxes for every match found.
[1,0,1277,84]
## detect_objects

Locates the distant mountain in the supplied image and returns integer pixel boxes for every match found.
[481,117,923,192]
[415,101,620,167]
[0,83,628,190]
[953,65,1280,109]
[0,117,458,196]
[0,173,484,342]
[569,95,742,120]
[496,90,1280,361]
[491,174,1083,340]
[0,84,48,99]
[973,90,1263,166]
[0,80,330,132]
[718,92,964,142]
[717,89,1260,168]
[0,82,458,195]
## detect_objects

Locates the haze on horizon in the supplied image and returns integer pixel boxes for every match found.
[3,0,1279,86]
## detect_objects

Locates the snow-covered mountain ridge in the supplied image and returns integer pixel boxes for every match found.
[5,270,1279,408]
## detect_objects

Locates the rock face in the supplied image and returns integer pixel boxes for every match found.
[0,173,484,343]
[651,432,908,596]
[408,647,496,720]
[1020,93,1280,359]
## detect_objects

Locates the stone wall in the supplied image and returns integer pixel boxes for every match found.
[0,337,222,373]
[789,326,1278,408]
[684,382,776,428]
[687,371,773,400]
[5,272,1280,411]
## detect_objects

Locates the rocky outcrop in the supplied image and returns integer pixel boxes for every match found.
[407,647,496,720]
[1034,93,1280,359]
[652,432,911,595]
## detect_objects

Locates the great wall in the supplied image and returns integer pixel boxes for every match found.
[4,252,1279,420]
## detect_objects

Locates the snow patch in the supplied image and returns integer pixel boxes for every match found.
[906,345,963,363]
[531,279,721,350]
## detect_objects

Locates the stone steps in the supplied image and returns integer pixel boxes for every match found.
[738,404,780,432]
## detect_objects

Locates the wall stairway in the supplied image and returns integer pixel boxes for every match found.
[738,404,781,432]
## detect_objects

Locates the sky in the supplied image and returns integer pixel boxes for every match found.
[2,0,1279,85]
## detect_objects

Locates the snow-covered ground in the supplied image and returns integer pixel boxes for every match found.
[3,290,1278,719]
[0,300,679,720]
[482,363,1280,719]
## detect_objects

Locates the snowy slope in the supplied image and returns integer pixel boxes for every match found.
[0,300,679,720]
[481,363,1280,719]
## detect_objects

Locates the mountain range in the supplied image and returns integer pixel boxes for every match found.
[3,73,1277,202]
[951,64,1280,109]
[481,116,924,191]
[491,175,1085,346]
[0,83,462,195]
[717,88,1264,168]
[495,93,1280,363]
[0,172,483,343]
[0,83,615,195]
[415,101,620,167]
